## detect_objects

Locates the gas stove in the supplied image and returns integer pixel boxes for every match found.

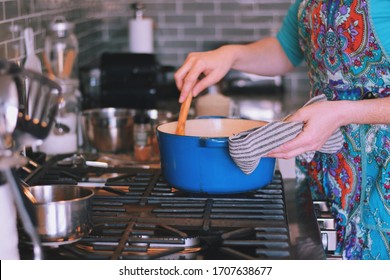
[16,153,326,260]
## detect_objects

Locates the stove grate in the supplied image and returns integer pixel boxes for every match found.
[20,156,293,260]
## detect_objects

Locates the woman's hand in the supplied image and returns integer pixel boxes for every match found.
[174,46,236,102]
[174,37,294,103]
[267,100,346,159]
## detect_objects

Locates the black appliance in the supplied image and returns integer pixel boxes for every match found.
[16,153,327,260]
[98,53,178,110]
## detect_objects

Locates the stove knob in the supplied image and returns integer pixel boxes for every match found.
[321,232,328,251]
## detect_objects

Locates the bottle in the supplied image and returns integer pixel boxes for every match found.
[133,111,152,162]
[128,2,154,53]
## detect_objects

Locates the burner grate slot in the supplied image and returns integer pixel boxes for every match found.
[212,208,284,215]
[153,208,205,214]
[93,206,126,212]
[223,240,290,249]
[154,213,204,218]
[210,213,285,220]
[256,249,290,259]
[256,233,289,241]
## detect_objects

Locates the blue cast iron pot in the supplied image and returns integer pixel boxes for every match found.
[156,118,276,194]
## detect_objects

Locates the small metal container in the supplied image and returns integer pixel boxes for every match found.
[29,185,94,244]
[81,108,135,153]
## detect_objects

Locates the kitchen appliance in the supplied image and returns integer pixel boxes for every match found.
[15,152,327,260]
[157,118,276,194]
[0,62,22,259]
[0,59,62,260]
[98,52,178,110]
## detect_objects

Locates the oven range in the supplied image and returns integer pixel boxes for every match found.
[16,153,329,260]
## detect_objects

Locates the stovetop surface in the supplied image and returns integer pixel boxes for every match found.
[17,154,325,260]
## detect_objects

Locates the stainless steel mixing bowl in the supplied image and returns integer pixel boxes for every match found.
[81,107,134,153]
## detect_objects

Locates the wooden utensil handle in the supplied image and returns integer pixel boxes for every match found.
[175,93,193,135]
[63,49,76,78]
[42,53,55,80]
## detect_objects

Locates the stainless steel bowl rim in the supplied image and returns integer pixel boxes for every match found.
[82,107,135,118]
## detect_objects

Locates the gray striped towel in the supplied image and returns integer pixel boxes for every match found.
[228,94,344,174]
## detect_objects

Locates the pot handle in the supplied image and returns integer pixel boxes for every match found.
[199,137,228,148]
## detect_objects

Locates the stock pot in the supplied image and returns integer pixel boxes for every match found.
[156,118,276,194]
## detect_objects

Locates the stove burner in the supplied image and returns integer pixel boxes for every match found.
[61,223,202,260]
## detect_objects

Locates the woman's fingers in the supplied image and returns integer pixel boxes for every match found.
[174,48,233,103]
[267,136,314,159]
[174,53,206,102]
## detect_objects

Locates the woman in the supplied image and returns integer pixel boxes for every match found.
[174,0,390,260]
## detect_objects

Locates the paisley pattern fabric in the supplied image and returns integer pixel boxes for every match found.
[296,0,390,259]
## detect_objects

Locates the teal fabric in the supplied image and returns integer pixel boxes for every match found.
[276,0,303,67]
[369,0,390,61]
[277,0,390,67]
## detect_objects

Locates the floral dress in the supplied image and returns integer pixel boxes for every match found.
[296,0,390,259]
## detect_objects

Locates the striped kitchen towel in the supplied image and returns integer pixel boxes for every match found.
[228,94,344,174]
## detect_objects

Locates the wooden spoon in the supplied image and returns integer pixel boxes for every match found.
[175,92,193,135]
[63,49,76,78]
[42,53,56,80]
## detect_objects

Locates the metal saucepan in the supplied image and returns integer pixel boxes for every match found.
[28,185,94,245]
[156,118,276,194]
[81,108,176,154]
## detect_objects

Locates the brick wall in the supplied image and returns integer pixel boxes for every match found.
[0,0,309,92]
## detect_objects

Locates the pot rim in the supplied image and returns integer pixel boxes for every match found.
[157,118,268,138]
[28,185,94,206]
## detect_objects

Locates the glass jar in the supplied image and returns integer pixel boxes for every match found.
[44,16,78,79]
[133,111,152,162]
[39,78,81,155]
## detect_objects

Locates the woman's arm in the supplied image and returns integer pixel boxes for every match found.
[268,96,390,159]
[174,0,302,102]
[174,37,294,102]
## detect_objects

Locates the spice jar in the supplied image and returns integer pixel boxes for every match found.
[133,111,152,162]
